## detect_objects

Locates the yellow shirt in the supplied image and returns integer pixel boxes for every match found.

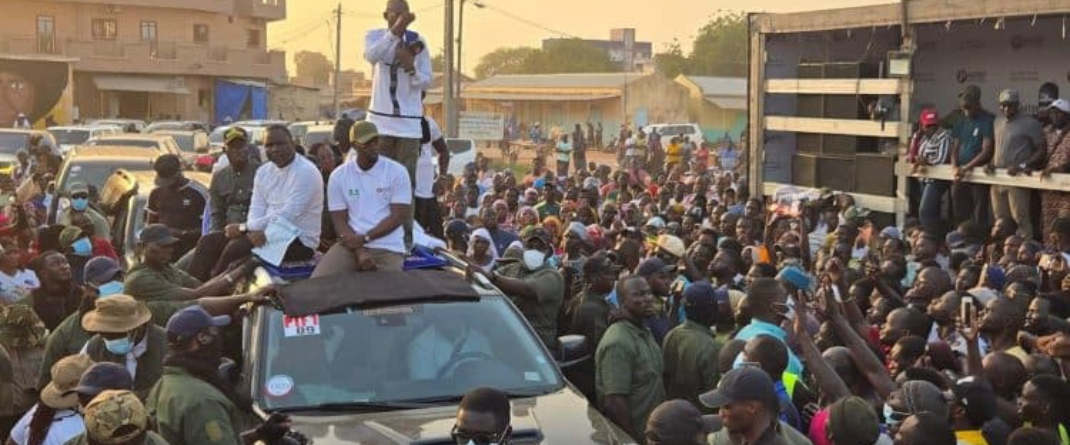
[665,143,683,165]
[956,430,989,445]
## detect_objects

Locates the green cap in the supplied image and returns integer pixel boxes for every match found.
[84,390,148,445]
[959,85,982,104]
[350,120,380,145]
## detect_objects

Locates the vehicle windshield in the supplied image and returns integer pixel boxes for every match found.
[169,135,194,152]
[257,297,562,410]
[87,139,158,149]
[49,129,91,145]
[446,139,472,155]
[303,131,332,148]
[0,133,29,153]
[57,159,153,194]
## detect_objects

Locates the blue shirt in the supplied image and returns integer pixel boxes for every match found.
[735,319,804,375]
[952,110,995,165]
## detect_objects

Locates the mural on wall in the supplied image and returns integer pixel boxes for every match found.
[0,58,73,128]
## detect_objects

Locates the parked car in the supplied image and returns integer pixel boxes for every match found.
[151,130,210,165]
[235,252,633,445]
[48,125,122,155]
[144,120,208,133]
[301,125,335,149]
[434,138,477,177]
[90,119,146,133]
[99,169,211,269]
[47,146,159,224]
[288,121,331,144]
[0,130,59,174]
[642,123,705,147]
[85,134,185,159]
[208,125,266,151]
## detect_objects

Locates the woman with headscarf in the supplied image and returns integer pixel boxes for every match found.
[883,380,949,435]
[467,228,499,274]
[516,206,539,230]
[492,200,514,233]
[543,216,563,257]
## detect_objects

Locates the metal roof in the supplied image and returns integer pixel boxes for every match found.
[469,73,647,90]
[93,75,190,95]
[461,92,619,102]
[706,97,748,110]
[678,76,747,97]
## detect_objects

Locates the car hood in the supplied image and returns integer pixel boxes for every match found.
[282,389,636,445]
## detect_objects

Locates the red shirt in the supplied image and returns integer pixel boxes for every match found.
[92,238,118,260]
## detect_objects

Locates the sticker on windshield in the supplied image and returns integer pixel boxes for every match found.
[265,375,294,397]
[70,165,82,172]
[524,372,542,382]
[283,315,321,337]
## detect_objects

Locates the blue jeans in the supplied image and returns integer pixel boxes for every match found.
[920,180,949,233]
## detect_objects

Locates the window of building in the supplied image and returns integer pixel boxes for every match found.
[198,89,210,107]
[36,16,55,54]
[91,18,118,41]
[193,24,209,44]
[247,29,261,48]
[141,21,157,42]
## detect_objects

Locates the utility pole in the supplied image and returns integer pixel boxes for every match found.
[443,0,457,137]
[456,0,484,114]
[333,3,342,119]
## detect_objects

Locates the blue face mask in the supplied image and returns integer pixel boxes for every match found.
[71,238,92,257]
[104,336,133,355]
[71,197,89,212]
[97,281,124,297]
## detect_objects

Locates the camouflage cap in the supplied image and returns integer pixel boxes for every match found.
[84,390,148,445]
[0,304,46,348]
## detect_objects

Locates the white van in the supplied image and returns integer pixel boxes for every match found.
[643,123,704,147]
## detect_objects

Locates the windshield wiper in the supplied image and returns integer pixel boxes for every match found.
[273,401,431,413]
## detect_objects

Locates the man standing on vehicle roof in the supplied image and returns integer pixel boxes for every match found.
[596,274,666,441]
[480,227,564,348]
[189,127,259,282]
[58,182,110,242]
[312,121,411,276]
[366,0,432,250]
[147,154,208,261]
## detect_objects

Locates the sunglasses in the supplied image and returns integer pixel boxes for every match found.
[71,193,88,199]
[451,425,509,445]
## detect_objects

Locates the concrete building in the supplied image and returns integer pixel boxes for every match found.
[269,83,321,122]
[673,75,748,142]
[1,0,287,123]
[461,73,689,140]
[543,28,653,73]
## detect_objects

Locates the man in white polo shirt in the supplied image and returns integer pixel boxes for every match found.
[312,121,412,276]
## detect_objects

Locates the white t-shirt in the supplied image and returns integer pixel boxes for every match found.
[415,118,443,199]
[0,269,39,304]
[9,404,84,445]
[327,157,412,254]
[246,156,324,250]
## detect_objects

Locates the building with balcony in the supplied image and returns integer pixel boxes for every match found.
[1,0,287,123]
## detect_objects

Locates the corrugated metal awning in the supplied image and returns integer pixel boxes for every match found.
[461,92,619,101]
[93,75,190,94]
[705,96,747,110]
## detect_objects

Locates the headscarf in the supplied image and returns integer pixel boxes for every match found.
[517,206,538,228]
[468,228,499,272]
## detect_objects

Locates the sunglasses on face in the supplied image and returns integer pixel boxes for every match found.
[71,193,88,199]
[451,425,509,445]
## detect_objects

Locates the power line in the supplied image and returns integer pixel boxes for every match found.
[480,4,575,38]
[272,12,333,41]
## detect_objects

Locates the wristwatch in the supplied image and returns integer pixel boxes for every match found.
[239,223,248,233]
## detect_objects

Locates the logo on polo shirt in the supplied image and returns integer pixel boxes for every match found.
[348,189,360,197]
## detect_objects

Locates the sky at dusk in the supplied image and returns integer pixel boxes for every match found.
[268,0,892,76]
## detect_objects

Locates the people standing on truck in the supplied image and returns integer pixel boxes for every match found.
[950,85,995,228]
[987,89,1045,241]
[1041,99,1070,240]
[147,154,209,261]
[911,108,952,235]
[365,0,432,250]
[312,121,411,276]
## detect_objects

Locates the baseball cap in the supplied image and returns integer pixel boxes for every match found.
[919,108,939,127]
[999,89,1020,104]
[656,234,686,258]
[138,224,178,245]
[68,182,89,196]
[584,251,622,277]
[84,390,149,445]
[522,227,551,247]
[350,120,380,145]
[776,265,815,292]
[946,231,966,249]
[166,305,231,341]
[959,85,982,104]
[444,219,470,237]
[223,126,248,144]
[636,257,676,277]
[699,367,778,409]
[645,216,666,229]
[948,376,997,425]
[827,396,881,445]
[683,281,718,309]
[153,154,183,178]
[566,222,591,242]
[880,226,902,240]
[1049,98,1070,114]
[84,256,122,285]
[72,362,134,396]
[646,400,722,444]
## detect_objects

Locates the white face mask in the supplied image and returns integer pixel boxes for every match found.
[523,249,547,271]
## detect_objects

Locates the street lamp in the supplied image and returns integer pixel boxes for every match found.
[456,0,485,104]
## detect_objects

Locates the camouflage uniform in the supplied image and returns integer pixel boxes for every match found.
[0,304,46,418]
[65,389,170,445]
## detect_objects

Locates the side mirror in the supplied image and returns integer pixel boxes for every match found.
[556,335,589,369]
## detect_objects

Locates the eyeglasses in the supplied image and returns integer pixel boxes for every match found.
[71,193,88,199]
[451,425,509,445]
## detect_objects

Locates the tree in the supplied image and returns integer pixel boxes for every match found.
[474,47,540,79]
[294,50,333,86]
[524,39,614,74]
[652,39,689,79]
[688,11,748,76]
